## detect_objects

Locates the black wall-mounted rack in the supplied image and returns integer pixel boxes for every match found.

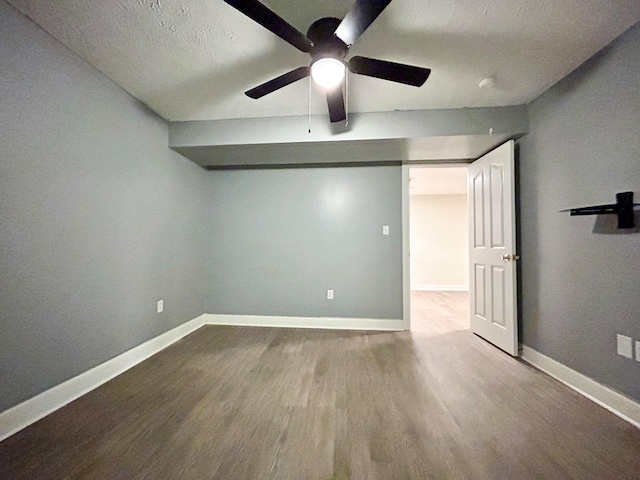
[562,191,638,229]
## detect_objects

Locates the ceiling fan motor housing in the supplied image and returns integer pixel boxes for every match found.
[306,17,349,60]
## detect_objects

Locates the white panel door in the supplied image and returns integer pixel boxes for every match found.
[468,140,518,356]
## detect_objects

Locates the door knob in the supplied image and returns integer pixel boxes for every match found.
[500,254,520,262]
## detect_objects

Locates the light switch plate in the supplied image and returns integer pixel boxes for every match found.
[382,225,389,235]
[157,300,164,313]
[636,341,640,362]
[617,334,632,359]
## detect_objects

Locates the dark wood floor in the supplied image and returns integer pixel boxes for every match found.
[2,292,640,479]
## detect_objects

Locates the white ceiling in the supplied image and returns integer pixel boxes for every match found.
[409,166,467,196]
[7,0,640,122]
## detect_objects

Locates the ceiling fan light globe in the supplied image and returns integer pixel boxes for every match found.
[311,58,345,88]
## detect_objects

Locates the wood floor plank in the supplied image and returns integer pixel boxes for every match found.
[1,291,640,479]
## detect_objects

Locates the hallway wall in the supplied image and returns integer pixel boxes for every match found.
[410,194,468,290]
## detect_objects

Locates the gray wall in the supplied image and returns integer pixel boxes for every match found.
[0,2,208,412]
[519,22,640,401]
[206,167,403,319]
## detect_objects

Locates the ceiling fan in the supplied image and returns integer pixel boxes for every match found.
[223,0,431,123]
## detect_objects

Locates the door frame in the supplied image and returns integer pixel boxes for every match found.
[402,164,411,330]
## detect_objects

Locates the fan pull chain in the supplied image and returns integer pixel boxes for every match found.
[308,76,312,133]
[345,70,349,128]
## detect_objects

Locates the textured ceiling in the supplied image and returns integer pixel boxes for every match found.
[7,0,640,122]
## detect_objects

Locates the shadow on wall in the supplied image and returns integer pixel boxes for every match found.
[592,210,640,234]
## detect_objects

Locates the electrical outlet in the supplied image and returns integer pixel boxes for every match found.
[327,289,334,300]
[636,341,640,362]
[617,334,632,359]
[382,225,389,235]
[157,300,164,313]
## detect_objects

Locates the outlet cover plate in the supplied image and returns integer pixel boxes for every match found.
[636,341,640,362]
[617,334,633,359]
[157,300,164,313]
[327,289,334,300]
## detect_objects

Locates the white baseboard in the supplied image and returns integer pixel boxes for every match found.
[411,284,469,292]
[205,314,405,331]
[521,346,640,429]
[0,314,207,443]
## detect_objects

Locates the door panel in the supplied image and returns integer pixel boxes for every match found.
[473,265,486,318]
[490,164,505,248]
[491,266,505,327]
[468,140,518,356]
[472,171,485,248]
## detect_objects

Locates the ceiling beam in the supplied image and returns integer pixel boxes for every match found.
[168,106,528,167]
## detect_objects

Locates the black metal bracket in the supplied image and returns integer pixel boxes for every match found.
[562,191,638,228]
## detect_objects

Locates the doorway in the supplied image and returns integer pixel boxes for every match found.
[407,165,470,333]
[402,141,519,354]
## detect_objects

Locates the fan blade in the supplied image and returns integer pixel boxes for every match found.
[245,66,310,99]
[334,0,393,46]
[326,87,346,123]
[223,0,313,52]
[348,56,430,86]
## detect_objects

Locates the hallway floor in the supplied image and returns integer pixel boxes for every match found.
[410,290,469,334]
